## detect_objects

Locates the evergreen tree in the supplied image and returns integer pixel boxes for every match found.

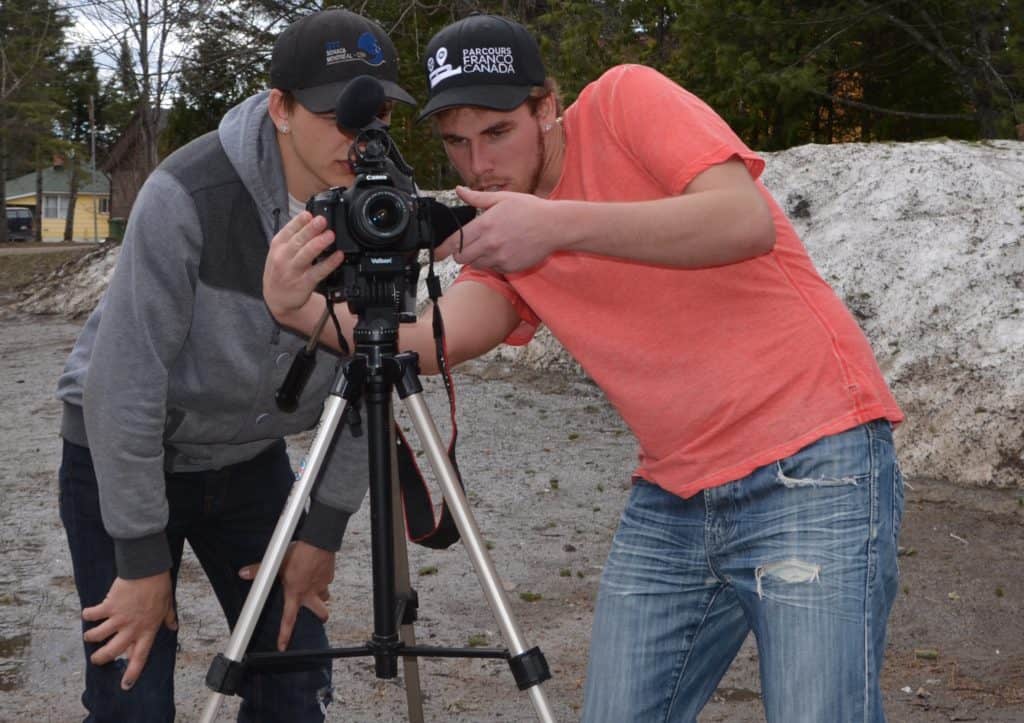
[0,0,69,241]
[163,21,269,152]
[56,47,105,241]
[99,39,143,153]
[87,0,1022,192]
[75,0,204,176]
[535,0,1022,147]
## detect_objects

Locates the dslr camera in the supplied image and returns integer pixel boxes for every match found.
[306,103,472,320]
[306,131,422,257]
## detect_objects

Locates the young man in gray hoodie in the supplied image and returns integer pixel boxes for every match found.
[55,9,415,721]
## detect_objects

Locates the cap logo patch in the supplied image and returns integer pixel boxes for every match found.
[357,32,384,64]
[428,47,462,88]
[324,31,385,67]
[462,46,515,75]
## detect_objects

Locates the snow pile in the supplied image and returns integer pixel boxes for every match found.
[763,140,1023,488]
[20,140,1024,487]
[19,243,119,319]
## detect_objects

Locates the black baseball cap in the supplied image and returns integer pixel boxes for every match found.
[417,14,547,121]
[270,9,415,113]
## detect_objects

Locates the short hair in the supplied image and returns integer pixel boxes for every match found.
[526,78,563,117]
[279,89,298,113]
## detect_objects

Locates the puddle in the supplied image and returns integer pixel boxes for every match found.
[0,632,29,691]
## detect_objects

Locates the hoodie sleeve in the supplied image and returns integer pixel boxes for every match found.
[83,170,202,579]
[298,427,370,551]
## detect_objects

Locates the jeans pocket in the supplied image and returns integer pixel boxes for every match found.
[775,425,873,488]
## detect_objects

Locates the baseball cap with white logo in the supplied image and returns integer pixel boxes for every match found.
[270,8,415,113]
[417,14,547,122]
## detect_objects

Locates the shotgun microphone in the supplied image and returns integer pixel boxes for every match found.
[335,75,387,132]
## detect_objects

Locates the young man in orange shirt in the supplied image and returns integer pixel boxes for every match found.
[264,14,905,722]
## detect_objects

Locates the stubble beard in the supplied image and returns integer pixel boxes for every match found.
[469,124,547,195]
[525,125,547,196]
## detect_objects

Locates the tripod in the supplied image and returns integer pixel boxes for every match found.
[200,308,555,722]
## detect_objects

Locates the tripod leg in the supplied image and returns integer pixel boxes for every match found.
[398,391,556,723]
[200,394,352,723]
[390,425,425,723]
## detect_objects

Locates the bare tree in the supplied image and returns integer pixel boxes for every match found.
[73,0,204,176]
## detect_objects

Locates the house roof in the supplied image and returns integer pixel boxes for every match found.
[5,166,110,201]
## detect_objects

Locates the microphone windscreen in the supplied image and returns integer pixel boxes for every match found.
[335,75,386,132]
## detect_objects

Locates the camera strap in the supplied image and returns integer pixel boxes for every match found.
[392,261,465,549]
[326,301,351,357]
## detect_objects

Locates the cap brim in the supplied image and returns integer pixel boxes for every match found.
[294,79,416,113]
[416,84,532,123]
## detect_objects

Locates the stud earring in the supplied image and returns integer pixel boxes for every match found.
[543,123,553,133]
[280,123,289,134]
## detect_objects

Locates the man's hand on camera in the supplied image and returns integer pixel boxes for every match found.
[81,572,177,690]
[263,211,342,321]
[238,540,334,652]
[438,186,559,274]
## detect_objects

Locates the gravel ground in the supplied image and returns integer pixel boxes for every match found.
[1,297,1021,722]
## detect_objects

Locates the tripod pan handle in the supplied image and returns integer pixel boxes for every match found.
[276,347,317,413]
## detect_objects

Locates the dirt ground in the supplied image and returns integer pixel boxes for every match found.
[1,245,1022,722]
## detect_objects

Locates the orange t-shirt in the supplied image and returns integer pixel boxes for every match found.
[457,64,903,499]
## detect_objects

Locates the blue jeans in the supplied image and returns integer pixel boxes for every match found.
[582,420,904,723]
[59,439,332,723]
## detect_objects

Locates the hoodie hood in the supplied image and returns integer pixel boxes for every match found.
[218,91,287,241]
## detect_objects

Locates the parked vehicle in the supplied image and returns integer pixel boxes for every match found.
[6,207,34,241]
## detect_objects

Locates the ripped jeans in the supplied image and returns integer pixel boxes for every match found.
[582,420,903,723]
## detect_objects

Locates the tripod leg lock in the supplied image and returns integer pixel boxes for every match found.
[205,653,246,696]
[508,646,552,691]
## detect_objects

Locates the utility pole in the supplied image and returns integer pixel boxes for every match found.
[89,94,98,243]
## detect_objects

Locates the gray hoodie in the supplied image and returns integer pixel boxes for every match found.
[56,92,368,578]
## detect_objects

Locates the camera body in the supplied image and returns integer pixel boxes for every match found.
[306,127,474,323]
[306,129,429,319]
[306,143,424,257]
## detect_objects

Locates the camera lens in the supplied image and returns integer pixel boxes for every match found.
[353,189,409,247]
[368,198,399,231]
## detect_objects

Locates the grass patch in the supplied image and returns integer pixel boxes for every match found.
[0,245,95,292]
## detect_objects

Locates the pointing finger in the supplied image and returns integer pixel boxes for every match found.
[455,185,505,209]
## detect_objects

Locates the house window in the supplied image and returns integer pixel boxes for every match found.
[98,197,110,214]
[43,195,69,219]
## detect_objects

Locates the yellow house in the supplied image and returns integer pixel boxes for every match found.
[5,161,110,242]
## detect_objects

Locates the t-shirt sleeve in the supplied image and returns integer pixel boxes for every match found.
[596,64,765,194]
[453,266,541,346]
